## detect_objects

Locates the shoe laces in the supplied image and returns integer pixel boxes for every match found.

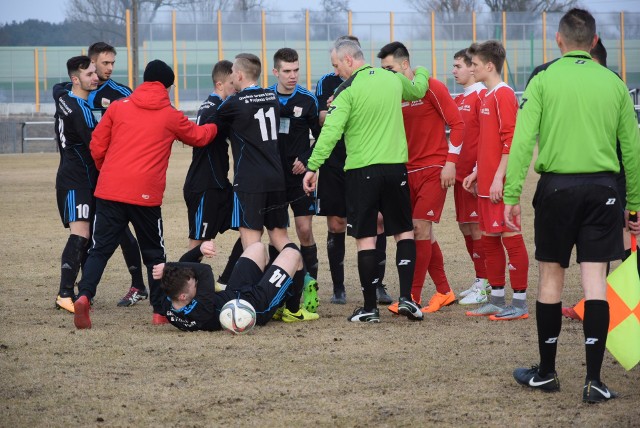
[122,287,138,300]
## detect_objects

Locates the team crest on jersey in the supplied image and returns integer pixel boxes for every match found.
[101,98,111,108]
[293,106,303,117]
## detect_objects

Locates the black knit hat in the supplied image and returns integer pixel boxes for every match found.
[143,60,175,88]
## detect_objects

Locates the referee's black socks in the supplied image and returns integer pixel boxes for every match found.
[357,249,378,310]
[536,301,562,377]
[583,300,609,383]
[396,239,416,300]
[376,233,387,286]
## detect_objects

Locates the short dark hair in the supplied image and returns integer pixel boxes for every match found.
[590,38,607,67]
[160,265,195,300]
[335,35,361,48]
[66,56,92,79]
[454,48,472,67]
[88,42,116,59]
[273,48,299,70]
[235,53,262,81]
[558,8,596,48]
[377,41,410,62]
[467,40,506,74]
[212,59,233,84]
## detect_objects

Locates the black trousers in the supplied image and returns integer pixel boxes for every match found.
[78,198,166,312]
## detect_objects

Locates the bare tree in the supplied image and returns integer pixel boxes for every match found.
[65,0,193,30]
[65,0,268,86]
[320,0,350,11]
[294,0,350,41]
[484,0,578,11]
[406,0,477,13]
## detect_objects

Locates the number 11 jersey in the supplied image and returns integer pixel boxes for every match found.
[216,86,285,193]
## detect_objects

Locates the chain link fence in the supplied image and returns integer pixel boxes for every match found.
[1,10,638,111]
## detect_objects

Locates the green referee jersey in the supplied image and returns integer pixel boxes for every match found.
[504,50,640,211]
[307,64,429,171]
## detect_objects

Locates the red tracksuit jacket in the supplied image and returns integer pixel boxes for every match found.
[91,81,217,206]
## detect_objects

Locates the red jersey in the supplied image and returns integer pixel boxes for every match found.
[403,77,465,171]
[91,82,217,207]
[476,82,517,197]
[454,82,486,182]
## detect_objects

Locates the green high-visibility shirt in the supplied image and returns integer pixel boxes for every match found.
[504,50,640,211]
[307,64,429,171]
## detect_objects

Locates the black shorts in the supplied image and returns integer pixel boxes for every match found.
[615,172,626,219]
[286,184,316,217]
[184,188,232,240]
[56,188,94,228]
[533,173,624,268]
[316,164,346,218]
[345,164,413,239]
[232,191,289,231]
[226,257,294,325]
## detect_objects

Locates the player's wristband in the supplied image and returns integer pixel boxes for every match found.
[306,167,316,174]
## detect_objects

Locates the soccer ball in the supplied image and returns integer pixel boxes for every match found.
[219,298,256,334]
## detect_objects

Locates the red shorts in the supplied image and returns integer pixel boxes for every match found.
[454,182,479,224]
[408,167,447,222]
[477,197,508,234]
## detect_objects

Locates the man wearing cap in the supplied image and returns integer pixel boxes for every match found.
[73,59,218,329]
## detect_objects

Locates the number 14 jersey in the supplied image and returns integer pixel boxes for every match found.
[216,86,285,193]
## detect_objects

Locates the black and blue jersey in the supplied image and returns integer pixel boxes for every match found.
[183,93,231,193]
[161,263,236,332]
[88,79,132,121]
[215,86,285,193]
[53,83,98,190]
[267,84,320,185]
[315,72,346,169]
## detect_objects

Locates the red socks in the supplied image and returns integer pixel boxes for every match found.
[412,239,432,302]
[502,234,529,291]
[464,234,488,279]
[482,235,506,287]
[429,241,451,294]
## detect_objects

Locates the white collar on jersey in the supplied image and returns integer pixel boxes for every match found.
[463,82,487,96]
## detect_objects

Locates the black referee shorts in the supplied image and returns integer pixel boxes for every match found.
[345,163,413,239]
[533,173,624,268]
[316,164,347,218]
[226,257,294,325]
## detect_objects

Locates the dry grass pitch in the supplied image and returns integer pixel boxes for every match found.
[1,148,638,426]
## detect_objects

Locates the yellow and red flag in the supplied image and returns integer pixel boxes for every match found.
[574,233,640,370]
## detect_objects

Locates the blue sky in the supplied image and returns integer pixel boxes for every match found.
[3,0,640,23]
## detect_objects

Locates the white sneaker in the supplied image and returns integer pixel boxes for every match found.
[459,287,489,305]
[459,278,488,298]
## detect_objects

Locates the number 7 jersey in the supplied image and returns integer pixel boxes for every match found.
[215,86,285,193]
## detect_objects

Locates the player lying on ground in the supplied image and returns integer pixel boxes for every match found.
[154,241,319,332]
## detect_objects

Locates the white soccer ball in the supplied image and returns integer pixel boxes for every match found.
[219,298,256,334]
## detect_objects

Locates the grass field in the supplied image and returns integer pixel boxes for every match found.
[1,148,638,426]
